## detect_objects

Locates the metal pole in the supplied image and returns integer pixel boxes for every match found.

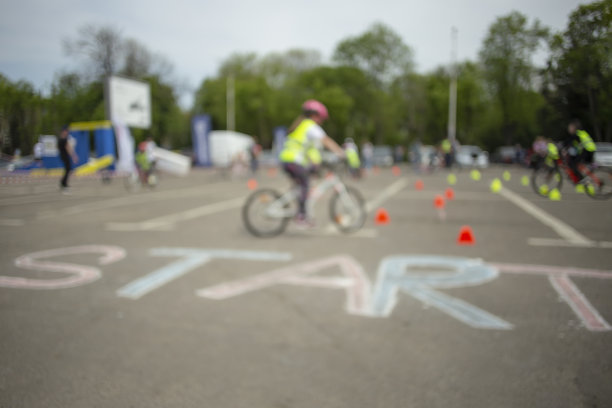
[447,27,458,143]
[227,75,235,131]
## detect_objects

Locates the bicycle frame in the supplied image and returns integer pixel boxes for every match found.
[264,171,353,220]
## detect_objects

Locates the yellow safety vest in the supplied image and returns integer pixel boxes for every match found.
[307,146,322,166]
[576,130,596,152]
[279,118,317,165]
[441,139,451,153]
[346,149,360,168]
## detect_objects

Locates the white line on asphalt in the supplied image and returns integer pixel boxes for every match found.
[528,238,612,249]
[498,186,594,246]
[365,178,410,213]
[37,184,226,220]
[0,218,25,226]
[106,197,245,231]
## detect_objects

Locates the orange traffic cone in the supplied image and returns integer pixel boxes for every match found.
[434,194,445,209]
[392,166,401,176]
[457,226,475,245]
[375,208,390,225]
[247,178,258,190]
[445,187,455,200]
[415,179,424,191]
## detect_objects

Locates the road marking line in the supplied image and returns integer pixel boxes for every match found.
[365,178,410,213]
[317,224,378,238]
[549,274,612,331]
[498,186,593,245]
[36,184,227,219]
[0,218,25,226]
[106,197,245,231]
[528,238,612,249]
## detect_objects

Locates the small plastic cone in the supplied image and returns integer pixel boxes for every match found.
[521,175,530,186]
[539,184,549,196]
[415,180,424,190]
[470,169,481,181]
[586,185,595,195]
[434,194,445,209]
[503,170,511,181]
[445,187,455,200]
[575,184,585,193]
[392,166,401,176]
[373,166,380,175]
[490,178,502,193]
[247,178,258,190]
[457,226,475,245]
[549,188,561,201]
[447,173,457,185]
[375,208,390,225]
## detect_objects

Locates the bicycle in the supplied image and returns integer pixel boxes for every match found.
[531,152,612,200]
[124,165,158,192]
[242,162,367,237]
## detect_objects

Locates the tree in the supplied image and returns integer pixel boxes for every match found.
[548,0,612,141]
[63,25,124,79]
[333,23,415,144]
[333,22,414,87]
[479,11,549,145]
[0,75,43,155]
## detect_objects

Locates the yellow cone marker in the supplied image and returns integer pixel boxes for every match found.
[521,175,529,186]
[470,169,481,181]
[539,185,549,196]
[549,188,561,201]
[575,184,585,194]
[490,178,503,193]
[503,170,511,181]
[447,173,457,185]
[586,185,595,195]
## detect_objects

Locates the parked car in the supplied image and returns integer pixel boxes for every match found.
[492,146,517,164]
[455,145,489,168]
[418,145,441,168]
[372,145,394,167]
[594,143,612,167]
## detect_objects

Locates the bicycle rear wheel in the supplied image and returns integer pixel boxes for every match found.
[329,186,366,233]
[531,165,562,197]
[242,189,291,237]
[584,166,612,200]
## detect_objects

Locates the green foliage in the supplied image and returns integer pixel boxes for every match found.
[479,11,550,146]
[333,22,414,87]
[547,0,612,141]
[0,74,44,155]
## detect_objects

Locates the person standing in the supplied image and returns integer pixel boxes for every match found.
[58,125,78,193]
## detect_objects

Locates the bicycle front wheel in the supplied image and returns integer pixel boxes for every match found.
[242,189,291,237]
[584,166,612,200]
[531,165,562,197]
[124,172,141,192]
[329,186,366,234]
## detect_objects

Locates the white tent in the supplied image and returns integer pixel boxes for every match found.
[209,130,254,167]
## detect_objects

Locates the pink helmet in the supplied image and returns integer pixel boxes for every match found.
[302,99,329,120]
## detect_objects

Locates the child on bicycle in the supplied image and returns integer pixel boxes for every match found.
[135,141,153,184]
[563,119,597,183]
[279,99,345,226]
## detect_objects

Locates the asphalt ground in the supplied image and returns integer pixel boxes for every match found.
[1,164,611,408]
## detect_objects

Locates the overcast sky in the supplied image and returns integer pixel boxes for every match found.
[1,0,586,108]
